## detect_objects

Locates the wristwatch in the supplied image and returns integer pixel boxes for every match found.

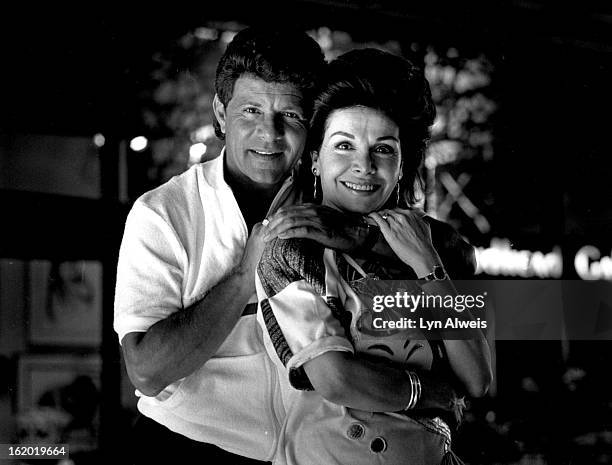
[419,265,448,282]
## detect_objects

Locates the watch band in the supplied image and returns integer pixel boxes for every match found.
[420,265,447,281]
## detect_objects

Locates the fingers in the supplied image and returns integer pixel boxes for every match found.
[275,225,327,241]
[262,204,346,241]
[367,212,392,235]
[264,204,321,231]
[383,209,431,234]
[263,215,324,241]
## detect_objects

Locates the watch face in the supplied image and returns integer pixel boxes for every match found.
[433,266,446,280]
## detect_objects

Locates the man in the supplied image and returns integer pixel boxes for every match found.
[114,27,326,464]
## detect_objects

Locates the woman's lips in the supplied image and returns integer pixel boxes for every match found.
[341,181,380,192]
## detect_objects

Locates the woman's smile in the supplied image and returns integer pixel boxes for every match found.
[340,180,381,193]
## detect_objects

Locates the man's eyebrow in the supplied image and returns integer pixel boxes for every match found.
[236,99,263,107]
[329,131,355,139]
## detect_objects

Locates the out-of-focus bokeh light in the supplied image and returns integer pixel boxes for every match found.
[189,143,207,165]
[194,27,218,41]
[221,31,237,44]
[475,238,563,278]
[191,124,215,143]
[93,133,105,148]
[130,136,148,152]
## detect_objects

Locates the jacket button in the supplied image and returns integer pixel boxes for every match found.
[370,437,387,453]
[346,423,365,440]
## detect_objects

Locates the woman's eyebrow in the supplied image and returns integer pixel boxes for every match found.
[377,135,400,143]
[329,131,355,139]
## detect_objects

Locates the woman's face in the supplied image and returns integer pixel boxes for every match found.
[312,106,402,214]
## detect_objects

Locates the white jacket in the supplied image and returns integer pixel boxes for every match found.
[114,150,297,460]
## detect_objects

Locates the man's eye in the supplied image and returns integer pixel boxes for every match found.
[282,111,302,119]
[244,107,261,114]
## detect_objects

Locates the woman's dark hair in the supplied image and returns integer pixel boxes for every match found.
[214,27,326,140]
[304,48,436,206]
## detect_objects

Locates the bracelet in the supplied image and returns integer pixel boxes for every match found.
[404,371,422,411]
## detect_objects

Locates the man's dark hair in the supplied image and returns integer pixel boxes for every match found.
[214,27,326,139]
[305,48,436,206]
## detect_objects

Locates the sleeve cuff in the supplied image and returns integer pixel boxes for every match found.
[286,336,354,390]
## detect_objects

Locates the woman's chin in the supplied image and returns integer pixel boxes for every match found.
[340,201,388,215]
[323,195,390,215]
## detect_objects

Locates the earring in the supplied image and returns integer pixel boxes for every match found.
[396,183,401,206]
[312,168,318,198]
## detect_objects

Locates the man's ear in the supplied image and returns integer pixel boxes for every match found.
[212,94,226,134]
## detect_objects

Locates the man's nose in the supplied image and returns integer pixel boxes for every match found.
[257,114,284,142]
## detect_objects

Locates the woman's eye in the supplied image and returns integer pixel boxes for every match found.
[335,142,353,150]
[374,145,395,155]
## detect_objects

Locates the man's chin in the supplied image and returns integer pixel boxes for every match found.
[248,172,286,188]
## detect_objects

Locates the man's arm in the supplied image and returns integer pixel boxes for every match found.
[121,222,270,397]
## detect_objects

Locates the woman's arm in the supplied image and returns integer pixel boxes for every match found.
[368,209,492,398]
[256,236,462,413]
[303,351,460,412]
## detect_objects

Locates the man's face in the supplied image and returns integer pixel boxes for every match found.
[214,74,308,186]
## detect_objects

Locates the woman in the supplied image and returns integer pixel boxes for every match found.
[256,48,491,465]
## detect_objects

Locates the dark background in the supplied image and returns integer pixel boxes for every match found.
[2,2,611,252]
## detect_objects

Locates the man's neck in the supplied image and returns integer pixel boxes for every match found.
[224,164,284,231]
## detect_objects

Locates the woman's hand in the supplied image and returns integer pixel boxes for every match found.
[368,208,442,277]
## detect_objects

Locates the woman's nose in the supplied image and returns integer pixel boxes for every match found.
[352,151,375,174]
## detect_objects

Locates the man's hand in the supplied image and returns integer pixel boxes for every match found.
[237,221,274,292]
[263,204,371,252]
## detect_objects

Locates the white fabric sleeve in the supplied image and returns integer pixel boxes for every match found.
[114,201,186,343]
[257,277,354,390]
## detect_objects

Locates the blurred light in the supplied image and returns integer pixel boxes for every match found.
[475,238,562,278]
[191,124,215,143]
[425,140,460,169]
[221,31,237,44]
[130,136,148,152]
[93,133,105,148]
[575,245,612,280]
[194,27,218,41]
[314,27,332,51]
[189,143,207,164]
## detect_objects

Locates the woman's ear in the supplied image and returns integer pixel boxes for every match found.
[311,150,320,171]
[398,160,403,180]
[212,94,226,134]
